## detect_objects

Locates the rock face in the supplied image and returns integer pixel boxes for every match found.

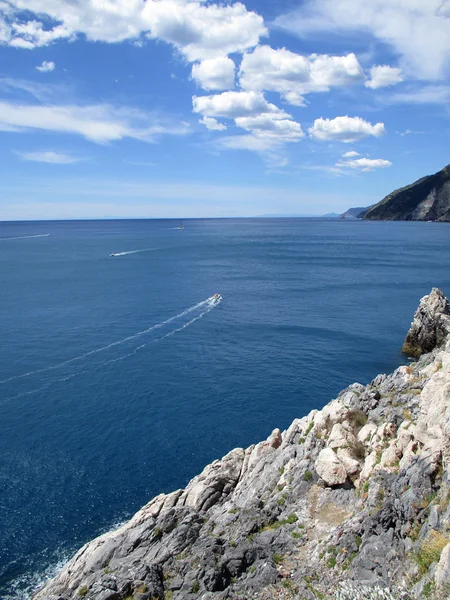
[340,206,370,219]
[402,288,450,357]
[35,290,450,600]
[364,163,450,221]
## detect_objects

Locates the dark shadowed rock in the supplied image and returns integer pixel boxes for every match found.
[365,163,450,221]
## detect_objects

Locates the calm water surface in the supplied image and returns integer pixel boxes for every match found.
[1,218,449,598]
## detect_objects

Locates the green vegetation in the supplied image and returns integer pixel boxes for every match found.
[298,437,305,444]
[228,508,238,514]
[248,564,256,574]
[279,466,285,475]
[305,422,314,436]
[77,586,88,597]
[303,576,325,599]
[291,531,302,539]
[191,580,200,594]
[303,470,313,482]
[327,555,336,568]
[230,540,237,547]
[414,531,448,576]
[272,553,284,565]
[165,591,174,600]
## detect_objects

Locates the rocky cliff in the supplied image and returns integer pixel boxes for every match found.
[364,164,450,221]
[340,207,369,219]
[34,290,450,600]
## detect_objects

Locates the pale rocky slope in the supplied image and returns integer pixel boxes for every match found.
[34,289,450,600]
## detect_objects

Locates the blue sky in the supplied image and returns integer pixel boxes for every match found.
[0,0,449,219]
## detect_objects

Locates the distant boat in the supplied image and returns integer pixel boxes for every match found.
[178,220,184,229]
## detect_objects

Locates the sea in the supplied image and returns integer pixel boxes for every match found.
[1,218,449,598]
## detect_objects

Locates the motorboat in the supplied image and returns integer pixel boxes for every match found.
[178,220,184,229]
[213,293,221,300]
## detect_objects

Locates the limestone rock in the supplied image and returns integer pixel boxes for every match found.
[402,288,450,357]
[315,448,347,486]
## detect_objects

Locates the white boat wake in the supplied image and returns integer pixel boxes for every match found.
[0,234,50,240]
[109,248,158,257]
[0,295,222,401]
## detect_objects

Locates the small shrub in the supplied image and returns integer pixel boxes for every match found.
[248,564,256,574]
[191,580,200,594]
[77,586,88,597]
[298,437,305,444]
[348,439,366,460]
[230,540,237,547]
[305,422,314,435]
[279,466,285,475]
[291,531,302,539]
[273,553,284,565]
[303,470,313,482]
[228,508,238,514]
[277,497,286,506]
[286,513,298,524]
[348,410,368,428]
[327,555,337,568]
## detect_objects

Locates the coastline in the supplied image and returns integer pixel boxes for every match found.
[34,289,450,600]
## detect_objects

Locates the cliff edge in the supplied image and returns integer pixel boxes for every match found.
[35,290,450,600]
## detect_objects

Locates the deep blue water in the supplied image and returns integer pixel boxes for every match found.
[1,218,449,598]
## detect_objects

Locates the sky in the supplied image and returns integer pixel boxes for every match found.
[0,0,449,219]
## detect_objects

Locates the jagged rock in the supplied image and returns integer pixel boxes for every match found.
[402,288,450,356]
[34,289,450,600]
[435,542,450,588]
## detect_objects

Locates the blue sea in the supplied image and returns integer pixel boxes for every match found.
[1,218,449,598]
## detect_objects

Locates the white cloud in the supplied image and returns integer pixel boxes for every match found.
[2,0,267,61]
[192,90,287,119]
[239,46,364,104]
[365,65,403,89]
[337,157,392,171]
[274,0,450,80]
[342,150,360,157]
[386,85,450,105]
[15,150,81,164]
[191,57,235,91]
[194,90,303,160]
[0,101,189,143]
[234,114,304,142]
[36,60,55,73]
[309,116,385,143]
[199,116,227,131]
